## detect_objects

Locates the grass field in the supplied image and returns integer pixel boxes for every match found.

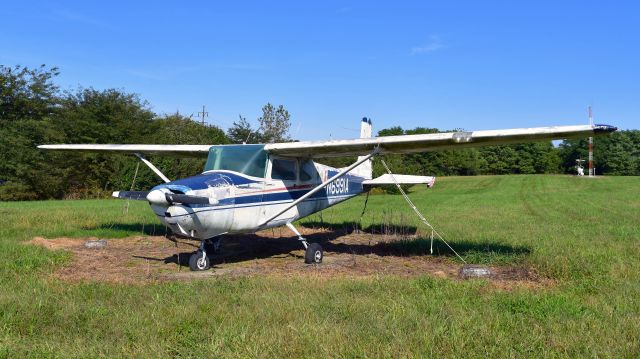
[0,175,639,357]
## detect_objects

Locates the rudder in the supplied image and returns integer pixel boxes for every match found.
[353,117,373,179]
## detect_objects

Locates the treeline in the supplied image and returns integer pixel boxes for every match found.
[0,65,638,201]
[0,65,227,200]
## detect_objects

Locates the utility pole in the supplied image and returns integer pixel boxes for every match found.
[196,105,209,126]
[588,106,594,177]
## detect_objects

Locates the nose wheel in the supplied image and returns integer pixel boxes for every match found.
[188,238,218,271]
[189,250,210,271]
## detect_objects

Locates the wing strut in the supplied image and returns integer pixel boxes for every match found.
[259,148,380,228]
[134,153,171,183]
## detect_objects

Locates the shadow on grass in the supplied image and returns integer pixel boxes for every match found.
[379,238,532,265]
[133,225,531,268]
[299,221,531,264]
[299,220,418,236]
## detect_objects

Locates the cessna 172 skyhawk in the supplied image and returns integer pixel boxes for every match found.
[39,119,616,271]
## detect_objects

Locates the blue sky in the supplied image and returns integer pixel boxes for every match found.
[1,1,638,140]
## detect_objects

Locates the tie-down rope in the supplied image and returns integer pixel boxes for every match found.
[123,161,140,214]
[358,189,371,226]
[379,158,466,264]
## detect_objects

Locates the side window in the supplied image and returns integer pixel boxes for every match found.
[271,158,297,181]
[299,160,317,182]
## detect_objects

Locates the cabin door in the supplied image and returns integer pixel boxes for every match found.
[261,157,299,226]
[296,159,322,217]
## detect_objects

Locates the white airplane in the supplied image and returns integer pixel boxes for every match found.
[39,119,616,271]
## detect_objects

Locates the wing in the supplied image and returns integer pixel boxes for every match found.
[265,124,617,158]
[37,144,211,157]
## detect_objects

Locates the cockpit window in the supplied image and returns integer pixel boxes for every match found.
[204,144,267,178]
[299,160,317,182]
[271,158,297,181]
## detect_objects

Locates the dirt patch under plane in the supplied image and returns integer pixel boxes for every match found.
[28,227,549,290]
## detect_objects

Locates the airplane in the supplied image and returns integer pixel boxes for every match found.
[39,118,616,271]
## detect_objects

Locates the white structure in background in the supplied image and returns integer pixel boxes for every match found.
[576,159,585,176]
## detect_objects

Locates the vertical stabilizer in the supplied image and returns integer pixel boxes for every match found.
[353,117,373,179]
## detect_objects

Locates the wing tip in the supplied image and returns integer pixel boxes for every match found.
[594,124,617,134]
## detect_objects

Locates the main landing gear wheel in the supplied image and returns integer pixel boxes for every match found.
[189,250,210,271]
[285,222,324,265]
[305,243,323,264]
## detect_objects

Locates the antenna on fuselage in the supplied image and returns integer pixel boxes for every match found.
[243,131,253,145]
[294,122,302,138]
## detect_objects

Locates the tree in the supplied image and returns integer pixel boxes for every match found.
[55,88,155,143]
[0,64,66,200]
[258,103,290,143]
[227,115,257,144]
[0,64,60,123]
[45,88,156,196]
[559,130,640,175]
[0,118,68,200]
[378,126,405,137]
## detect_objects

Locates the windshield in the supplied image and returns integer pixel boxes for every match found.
[203,144,267,178]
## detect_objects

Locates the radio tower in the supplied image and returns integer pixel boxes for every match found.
[588,106,594,177]
[197,105,209,126]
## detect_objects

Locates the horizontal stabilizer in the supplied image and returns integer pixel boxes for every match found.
[112,191,150,200]
[363,174,435,188]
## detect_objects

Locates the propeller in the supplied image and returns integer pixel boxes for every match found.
[146,189,216,205]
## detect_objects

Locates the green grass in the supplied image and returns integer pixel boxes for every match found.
[0,175,639,357]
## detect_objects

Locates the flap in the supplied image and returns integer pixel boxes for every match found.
[363,174,435,187]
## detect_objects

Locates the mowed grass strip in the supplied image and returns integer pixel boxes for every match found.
[0,175,638,357]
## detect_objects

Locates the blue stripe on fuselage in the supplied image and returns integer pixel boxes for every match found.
[154,170,365,208]
[233,181,363,205]
[156,194,356,218]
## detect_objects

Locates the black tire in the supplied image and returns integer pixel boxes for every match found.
[189,251,210,271]
[304,243,323,264]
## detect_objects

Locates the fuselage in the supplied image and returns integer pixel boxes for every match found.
[148,144,368,240]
